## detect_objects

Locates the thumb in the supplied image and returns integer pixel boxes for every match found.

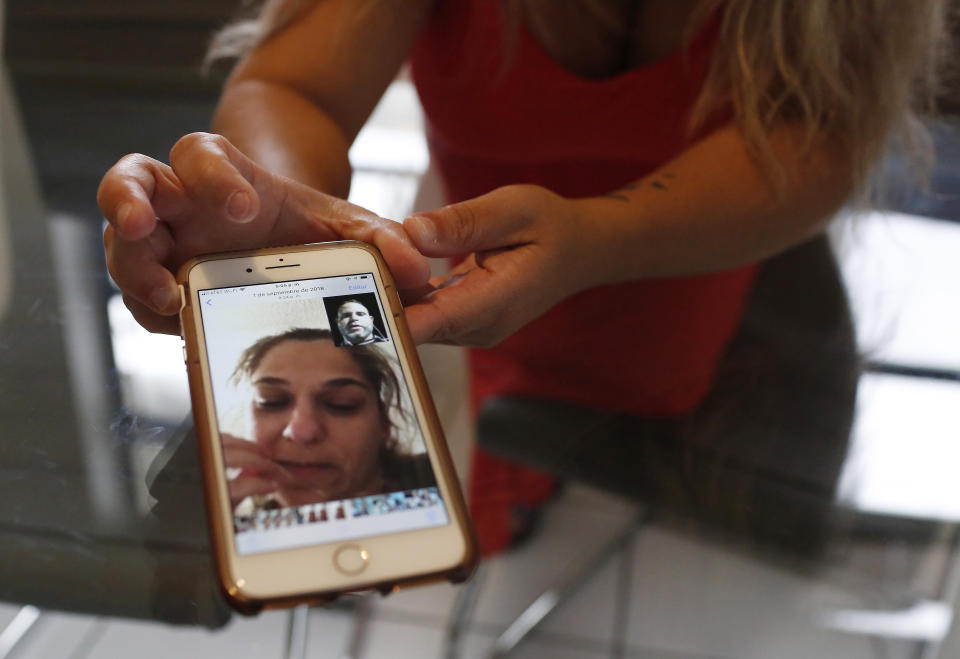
[403,187,531,258]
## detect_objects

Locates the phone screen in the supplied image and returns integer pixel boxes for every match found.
[197,273,449,555]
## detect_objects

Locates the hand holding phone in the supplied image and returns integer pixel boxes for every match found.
[401,184,587,347]
[99,132,430,335]
[178,241,476,611]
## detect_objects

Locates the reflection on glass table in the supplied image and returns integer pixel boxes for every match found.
[439,219,960,658]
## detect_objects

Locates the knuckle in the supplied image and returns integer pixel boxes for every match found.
[374,218,405,243]
[333,198,385,238]
[328,199,364,234]
[172,133,249,195]
[170,131,215,161]
[205,133,233,157]
[446,202,479,245]
[344,197,380,223]
[97,154,147,209]
[499,183,527,197]
[505,183,550,218]
[501,183,536,201]
[115,152,151,169]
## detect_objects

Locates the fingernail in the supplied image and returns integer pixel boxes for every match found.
[151,286,177,312]
[226,191,254,223]
[405,214,437,246]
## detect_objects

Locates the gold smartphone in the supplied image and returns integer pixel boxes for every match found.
[177,241,476,612]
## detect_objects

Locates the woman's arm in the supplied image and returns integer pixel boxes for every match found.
[213,0,436,194]
[575,122,852,283]
[401,122,854,346]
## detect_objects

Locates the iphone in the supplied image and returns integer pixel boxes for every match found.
[177,241,476,612]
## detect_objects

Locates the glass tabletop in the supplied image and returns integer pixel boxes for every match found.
[2,27,960,659]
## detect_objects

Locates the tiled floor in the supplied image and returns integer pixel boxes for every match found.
[0,487,950,659]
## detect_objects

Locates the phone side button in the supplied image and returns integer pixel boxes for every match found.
[385,284,402,311]
[333,544,369,576]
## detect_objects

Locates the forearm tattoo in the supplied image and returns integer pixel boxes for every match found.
[602,173,676,201]
[602,182,638,202]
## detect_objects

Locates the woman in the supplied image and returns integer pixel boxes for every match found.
[98,0,949,551]
[224,328,435,515]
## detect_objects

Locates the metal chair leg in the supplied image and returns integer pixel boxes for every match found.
[444,565,487,659]
[0,606,41,659]
[487,510,648,659]
[283,604,310,659]
[339,592,374,659]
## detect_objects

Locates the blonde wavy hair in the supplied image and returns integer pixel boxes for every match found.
[206,0,316,64]
[692,0,951,193]
[208,0,952,194]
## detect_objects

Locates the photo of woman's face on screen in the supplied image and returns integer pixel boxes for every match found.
[198,280,447,555]
[225,328,435,515]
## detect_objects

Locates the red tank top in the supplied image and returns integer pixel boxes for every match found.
[410,1,758,417]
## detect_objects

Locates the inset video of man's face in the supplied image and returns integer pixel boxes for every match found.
[323,292,388,347]
[337,301,375,344]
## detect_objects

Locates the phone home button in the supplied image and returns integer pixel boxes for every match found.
[333,544,369,576]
